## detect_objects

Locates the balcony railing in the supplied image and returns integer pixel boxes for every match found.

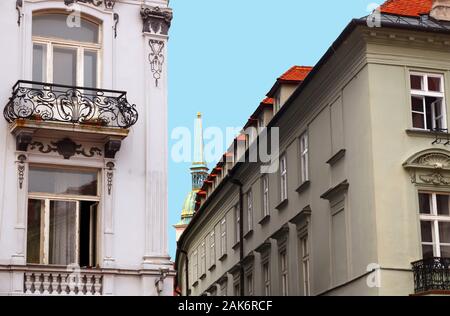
[412,257,450,294]
[3,81,138,129]
[24,267,103,296]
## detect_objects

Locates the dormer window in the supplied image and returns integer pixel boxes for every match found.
[32,13,101,87]
[410,72,446,131]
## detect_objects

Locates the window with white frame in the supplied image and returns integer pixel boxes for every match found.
[280,250,289,296]
[210,231,216,267]
[192,250,199,282]
[220,218,227,257]
[263,261,271,296]
[300,133,309,183]
[246,273,254,296]
[235,206,240,244]
[280,155,288,201]
[263,176,269,217]
[32,13,101,88]
[247,190,253,232]
[26,166,99,267]
[410,73,446,131]
[418,192,450,258]
[300,234,311,296]
[200,241,206,277]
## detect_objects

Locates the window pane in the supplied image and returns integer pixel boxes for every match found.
[26,199,43,264]
[412,113,425,129]
[53,47,77,86]
[436,195,450,216]
[419,193,431,214]
[420,221,433,243]
[441,246,450,258]
[29,167,97,196]
[439,222,450,244]
[422,245,434,259]
[428,77,442,92]
[411,75,423,90]
[33,14,99,43]
[33,44,47,82]
[84,51,97,88]
[411,96,424,112]
[49,201,77,265]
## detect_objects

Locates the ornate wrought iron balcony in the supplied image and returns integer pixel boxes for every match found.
[412,257,450,294]
[3,81,138,129]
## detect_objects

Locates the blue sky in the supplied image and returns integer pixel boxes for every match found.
[167,0,377,258]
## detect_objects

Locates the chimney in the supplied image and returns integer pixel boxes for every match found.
[430,0,450,21]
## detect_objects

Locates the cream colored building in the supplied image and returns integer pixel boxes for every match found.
[175,0,450,296]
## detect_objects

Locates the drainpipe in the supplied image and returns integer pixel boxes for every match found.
[179,249,189,296]
[230,176,245,297]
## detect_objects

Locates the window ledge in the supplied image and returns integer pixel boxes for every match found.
[296,181,310,194]
[232,241,241,251]
[200,273,206,280]
[259,214,270,226]
[326,149,346,166]
[406,128,447,138]
[218,254,227,262]
[192,281,199,287]
[244,229,254,240]
[275,198,288,211]
[208,264,216,272]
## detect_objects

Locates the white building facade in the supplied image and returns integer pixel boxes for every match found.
[0,0,174,296]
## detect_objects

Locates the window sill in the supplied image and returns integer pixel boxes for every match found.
[326,149,346,166]
[296,181,310,194]
[232,241,240,251]
[244,229,254,240]
[406,128,447,138]
[259,214,270,226]
[275,198,288,211]
[208,264,216,272]
[218,254,227,262]
[200,273,206,280]
[192,281,199,287]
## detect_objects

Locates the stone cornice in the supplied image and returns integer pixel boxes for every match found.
[140,5,173,35]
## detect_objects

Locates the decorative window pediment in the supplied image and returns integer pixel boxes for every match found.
[403,149,450,186]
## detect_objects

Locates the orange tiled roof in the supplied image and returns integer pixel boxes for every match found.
[261,97,274,105]
[278,66,313,82]
[380,0,432,17]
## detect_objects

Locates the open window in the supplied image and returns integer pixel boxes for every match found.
[26,166,100,267]
[410,73,446,131]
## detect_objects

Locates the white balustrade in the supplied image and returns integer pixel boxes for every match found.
[23,271,103,295]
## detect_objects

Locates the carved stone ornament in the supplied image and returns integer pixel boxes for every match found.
[149,40,165,87]
[140,5,173,35]
[17,154,27,190]
[29,138,102,160]
[404,149,450,186]
[106,161,115,195]
[64,0,116,9]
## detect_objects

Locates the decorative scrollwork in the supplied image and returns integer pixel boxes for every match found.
[113,13,119,39]
[17,154,26,190]
[106,162,115,195]
[412,257,450,294]
[3,81,138,129]
[149,40,165,87]
[30,138,102,160]
[419,172,450,185]
[16,0,23,26]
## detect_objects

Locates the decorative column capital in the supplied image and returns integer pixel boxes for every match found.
[140,5,173,35]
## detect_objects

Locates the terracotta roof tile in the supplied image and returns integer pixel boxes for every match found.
[278,66,313,82]
[261,97,274,105]
[380,0,432,17]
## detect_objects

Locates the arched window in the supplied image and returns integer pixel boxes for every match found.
[32,13,101,88]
